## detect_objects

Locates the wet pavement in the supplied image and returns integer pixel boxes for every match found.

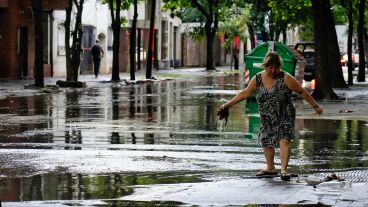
[1,68,368,206]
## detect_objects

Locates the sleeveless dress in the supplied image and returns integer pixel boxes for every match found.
[255,71,296,147]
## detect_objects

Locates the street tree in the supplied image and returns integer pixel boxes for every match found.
[356,0,366,82]
[146,0,156,79]
[268,0,312,43]
[219,3,250,69]
[364,28,368,66]
[246,0,296,46]
[64,0,84,83]
[269,0,347,99]
[31,0,44,87]
[311,0,347,100]
[337,0,355,85]
[104,0,132,81]
[246,0,268,46]
[130,0,138,80]
[164,0,235,70]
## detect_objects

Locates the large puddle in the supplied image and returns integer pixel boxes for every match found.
[0,73,367,204]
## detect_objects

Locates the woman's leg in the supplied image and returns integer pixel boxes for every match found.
[279,138,291,174]
[263,146,276,172]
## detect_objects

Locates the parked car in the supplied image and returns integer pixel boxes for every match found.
[294,42,315,81]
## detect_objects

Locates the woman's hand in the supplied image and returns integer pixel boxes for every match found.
[313,104,323,115]
[217,105,230,125]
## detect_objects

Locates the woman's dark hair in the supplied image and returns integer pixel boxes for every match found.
[262,51,283,68]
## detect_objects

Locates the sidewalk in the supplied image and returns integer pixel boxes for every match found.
[3,177,368,206]
[121,177,368,206]
[0,67,232,99]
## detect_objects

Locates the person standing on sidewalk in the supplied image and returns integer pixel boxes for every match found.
[218,51,323,181]
[91,39,104,78]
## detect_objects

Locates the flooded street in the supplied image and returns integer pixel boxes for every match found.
[1,71,368,206]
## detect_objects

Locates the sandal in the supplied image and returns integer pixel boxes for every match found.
[281,172,291,181]
[256,170,278,176]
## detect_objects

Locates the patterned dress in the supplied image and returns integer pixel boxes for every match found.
[255,71,296,147]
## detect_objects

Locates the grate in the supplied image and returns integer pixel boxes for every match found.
[305,169,368,183]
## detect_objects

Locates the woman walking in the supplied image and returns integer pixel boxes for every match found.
[218,51,323,180]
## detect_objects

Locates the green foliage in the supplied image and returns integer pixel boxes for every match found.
[219,4,251,48]
[101,0,133,26]
[102,0,133,10]
[162,0,191,11]
[268,0,312,27]
[331,3,348,24]
[181,23,205,40]
[298,16,314,41]
[164,0,246,42]
[120,16,128,26]
[177,7,206,22]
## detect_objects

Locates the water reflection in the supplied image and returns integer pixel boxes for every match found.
[296,119,368,171]
[128,86,136,117]
[242,100,368,172]
[0,95,53,143]
[111,86,120,120]
[0,75,368,203]
[0,172,205,202]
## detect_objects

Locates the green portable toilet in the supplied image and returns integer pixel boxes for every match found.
[244,41,297,84]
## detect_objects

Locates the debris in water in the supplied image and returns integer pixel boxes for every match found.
[305,173,345,186]
[339,109,354,113]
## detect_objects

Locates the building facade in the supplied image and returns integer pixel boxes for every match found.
[0,0,182,80]
[0,0,67,79]
[52,0,182,77]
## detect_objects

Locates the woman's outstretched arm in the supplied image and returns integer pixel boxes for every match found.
[284,74,323,114]
[220,76,257,110]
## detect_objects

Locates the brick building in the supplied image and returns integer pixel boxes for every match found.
[0,0,67,79]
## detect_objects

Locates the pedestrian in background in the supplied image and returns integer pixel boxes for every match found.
[218,51,323,181]
[91,39,104,78]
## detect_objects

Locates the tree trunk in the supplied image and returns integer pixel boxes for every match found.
[247,23,256,49]
[311,0,338,100]
[31,0,44,87]
[205,23,215,70]
[130,0,137,80]
[364,27,368,67]
[275,29,281,42]
[325,4,347,88]
[260,30,268,42]
[234,52,239,70]
[346,1,354,85]
[281,25,287,44]
[109,0,121,81]
[71,0,84,82]
[137,28,141,71]
[146,0,156,79]
[65,0,72,80]
[356,0,366,82]
[65,0,84,82]
[111,23,121,81]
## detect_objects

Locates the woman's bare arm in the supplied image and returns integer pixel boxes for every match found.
[284,74,322,114]
[221,76,257,109]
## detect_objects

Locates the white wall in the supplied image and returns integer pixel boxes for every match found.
[52,11,66,77]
